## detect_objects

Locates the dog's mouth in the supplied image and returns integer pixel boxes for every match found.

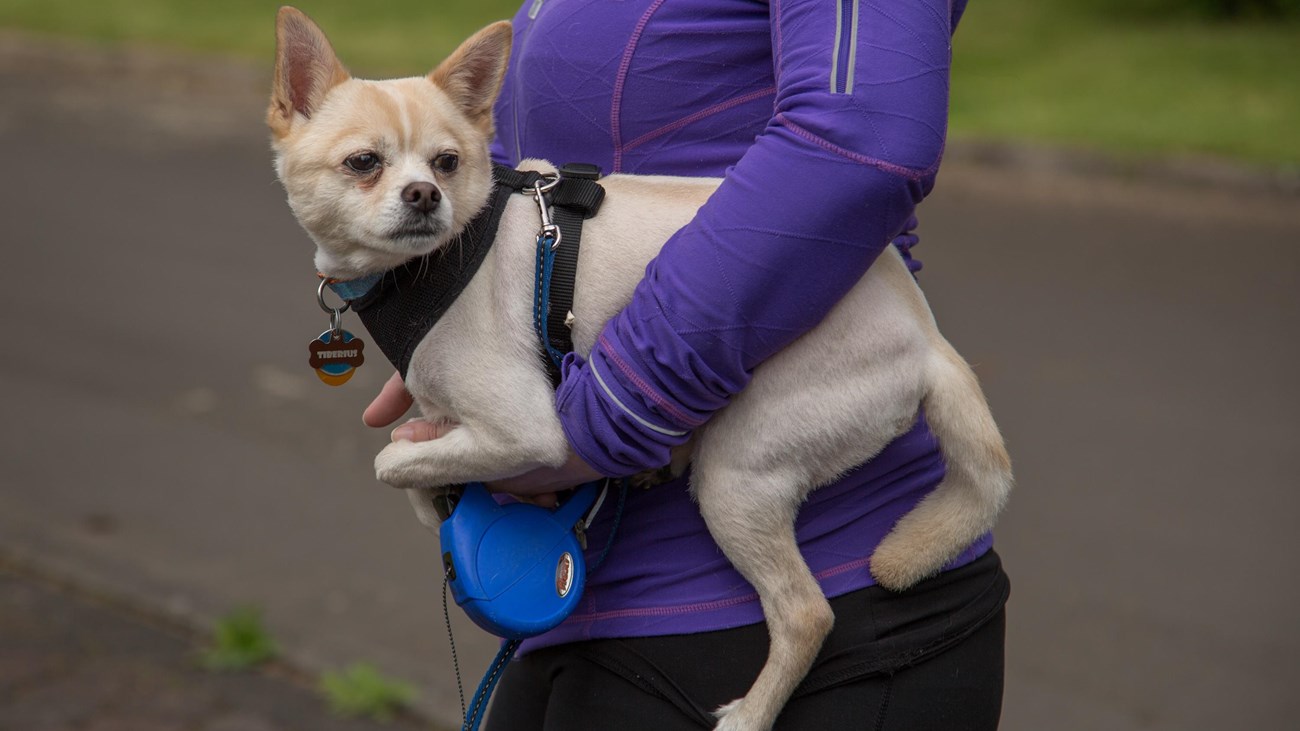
[386,219,444,243]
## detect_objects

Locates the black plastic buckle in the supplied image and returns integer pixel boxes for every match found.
[559,162,602,181]
[554,163,605,218]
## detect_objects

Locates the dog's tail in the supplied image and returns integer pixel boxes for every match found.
[869,336,1013,591]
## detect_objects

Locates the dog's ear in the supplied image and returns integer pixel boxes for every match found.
[428,21,512,133]
[269,6,350,138]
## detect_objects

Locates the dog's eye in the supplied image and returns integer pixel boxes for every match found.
[344,153,380,173]
[432,153,459,174]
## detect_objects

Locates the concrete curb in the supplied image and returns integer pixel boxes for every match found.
[946,139,1300,199]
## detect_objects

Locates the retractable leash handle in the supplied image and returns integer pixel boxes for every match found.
[440,482,600,640]
[440,482,610,731]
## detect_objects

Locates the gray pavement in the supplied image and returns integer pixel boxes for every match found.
[1,34,1298,730]
[0,562,433,731]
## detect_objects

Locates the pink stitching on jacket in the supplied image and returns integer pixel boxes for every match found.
[611,0,670,173]
[624,86,777,153]
[565,557,872,621]
[775,112,943,181]
[598,333,703,428]
[569,592,756,622]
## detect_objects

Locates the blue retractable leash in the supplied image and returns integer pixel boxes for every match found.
[442,482,601,639]
[440,480,625,731]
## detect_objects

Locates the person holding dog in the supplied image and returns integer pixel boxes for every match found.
[367,0,1010,728]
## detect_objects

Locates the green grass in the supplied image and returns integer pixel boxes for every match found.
[0,0,520,74]
[319,663,418,722]
[2,0,1297,166]
[201,606,278,670]
[951,2,1300,166]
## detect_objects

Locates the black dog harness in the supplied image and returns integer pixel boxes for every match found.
[330,163,604,385]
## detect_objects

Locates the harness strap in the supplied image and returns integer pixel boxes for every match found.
[492,166,548,193]
[543,164,604,385]
[497,163,604,386]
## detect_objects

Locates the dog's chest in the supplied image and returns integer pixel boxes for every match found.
[402,243,552,421]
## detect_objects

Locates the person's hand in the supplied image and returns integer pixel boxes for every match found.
[486,451,604,508]
[367,370,603,507]
[363,371,415,428]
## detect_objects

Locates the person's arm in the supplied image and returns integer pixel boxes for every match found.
[556,0,957,476]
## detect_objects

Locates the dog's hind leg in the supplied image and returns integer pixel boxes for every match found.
[868,340,1013,591]
[691,467,834,731]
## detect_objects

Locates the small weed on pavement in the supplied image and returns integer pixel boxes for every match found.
[321,663,419,722]
[201,605,278,670]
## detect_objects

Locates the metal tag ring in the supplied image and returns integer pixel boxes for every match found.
[317,278,352,315]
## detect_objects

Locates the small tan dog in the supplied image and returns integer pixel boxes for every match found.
[269,8,1012,730]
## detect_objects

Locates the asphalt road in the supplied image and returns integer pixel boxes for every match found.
[1,35,1297,730]
[0,567,433,731]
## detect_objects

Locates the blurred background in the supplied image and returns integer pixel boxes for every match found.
[0,1,1296,729]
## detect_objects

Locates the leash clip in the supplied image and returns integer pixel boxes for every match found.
[529,177,563,251]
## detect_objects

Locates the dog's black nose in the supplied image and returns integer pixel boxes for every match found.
[401,182,441,213]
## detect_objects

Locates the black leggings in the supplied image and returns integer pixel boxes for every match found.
[486,551,1008,730]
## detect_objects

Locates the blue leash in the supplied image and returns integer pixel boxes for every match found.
[454,480,628,731]
[533,223,565,370]
[461,638,522,731]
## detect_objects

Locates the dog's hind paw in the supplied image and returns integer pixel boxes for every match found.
[712,698,756,731]
[868,541,936,592]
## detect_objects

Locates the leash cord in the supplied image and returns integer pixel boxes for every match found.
[442,567,467,720]
[589,478,629,573]
[463,639,522,731]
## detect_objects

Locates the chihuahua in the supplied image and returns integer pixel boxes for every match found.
[269,8,1012,730]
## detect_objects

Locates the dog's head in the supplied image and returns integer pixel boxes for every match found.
[268,7,511,279]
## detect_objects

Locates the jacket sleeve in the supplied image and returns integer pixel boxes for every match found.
[556,0,956,476]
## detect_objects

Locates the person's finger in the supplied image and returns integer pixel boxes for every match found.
[363,371,414,428]
[511,492,559,508]
[390,418,453,443]
[486,471,555,495]
[487,452,604,495]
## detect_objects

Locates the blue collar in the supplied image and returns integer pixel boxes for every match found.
[325,274,382,301]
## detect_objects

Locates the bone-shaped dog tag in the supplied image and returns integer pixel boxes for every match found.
[308,330,365,386]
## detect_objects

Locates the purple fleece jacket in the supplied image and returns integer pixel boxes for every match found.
[491,0,988,651]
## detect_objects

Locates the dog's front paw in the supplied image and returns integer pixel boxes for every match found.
[375,441,440,489]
